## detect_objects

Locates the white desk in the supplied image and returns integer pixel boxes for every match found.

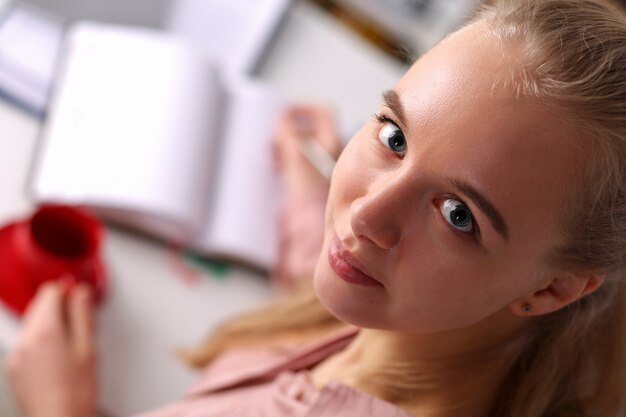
[0,2,407,416]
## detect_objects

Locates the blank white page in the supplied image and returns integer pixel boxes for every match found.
[32,22,221,240]
[194,77,285,269]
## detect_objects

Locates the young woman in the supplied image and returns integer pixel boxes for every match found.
[6,0,626,416]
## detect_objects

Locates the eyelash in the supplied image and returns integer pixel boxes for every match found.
[373,112,398,128]
[373,112,406,159]
[468,211,482,242]
[373,113,482,243]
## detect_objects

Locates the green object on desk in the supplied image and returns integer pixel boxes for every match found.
[183,251,231,278]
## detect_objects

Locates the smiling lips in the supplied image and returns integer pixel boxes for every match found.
[328,236,383,288]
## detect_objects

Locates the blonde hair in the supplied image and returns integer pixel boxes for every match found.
[476,1,626,416]
[182,1,626,416]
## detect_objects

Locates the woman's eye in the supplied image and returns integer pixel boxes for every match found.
[377,121,407,157]
[440,198,474,233]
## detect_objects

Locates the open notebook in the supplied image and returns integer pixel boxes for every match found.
[31,22,286,270]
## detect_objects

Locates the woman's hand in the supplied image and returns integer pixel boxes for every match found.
[274,105,342,195]
[273,105,342,291]
[5,282,98,417]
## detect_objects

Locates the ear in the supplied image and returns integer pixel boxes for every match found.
[509,272,605,317]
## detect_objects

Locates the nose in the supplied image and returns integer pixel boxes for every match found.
[349,174,413,250]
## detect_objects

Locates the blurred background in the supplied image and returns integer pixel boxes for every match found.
[0,0,484,123]
[1,0,479,66]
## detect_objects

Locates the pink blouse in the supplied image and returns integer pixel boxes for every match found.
[135,327,414,417]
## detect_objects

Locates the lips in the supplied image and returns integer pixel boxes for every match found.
[328,235,383,288]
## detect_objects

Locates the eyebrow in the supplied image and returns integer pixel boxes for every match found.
[382,90,408,128]
[452,179,510,241]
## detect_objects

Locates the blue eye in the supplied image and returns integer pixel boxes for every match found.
[378,121,407,156]
[440,199,474,233]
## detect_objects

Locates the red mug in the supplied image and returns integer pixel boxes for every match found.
[0,204,107,315]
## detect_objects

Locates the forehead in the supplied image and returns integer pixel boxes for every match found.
[396,23,527,128]
[393,23,586,244]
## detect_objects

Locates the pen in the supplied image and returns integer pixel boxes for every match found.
[297,136,337,181]
[293,111,337,181]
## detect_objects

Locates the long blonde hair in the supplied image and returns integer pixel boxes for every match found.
[182,1,626,416]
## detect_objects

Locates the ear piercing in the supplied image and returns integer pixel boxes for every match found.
[522,303,532,313]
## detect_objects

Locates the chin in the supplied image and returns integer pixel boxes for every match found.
[313,257,391,329]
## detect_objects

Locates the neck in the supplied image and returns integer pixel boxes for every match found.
[311,309,530,417]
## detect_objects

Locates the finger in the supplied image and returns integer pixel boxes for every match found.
[20,282,65,341]
[286,106,340,155]
[273,108,311,168]
[68,284,95,358]
[275,108,302,143]
[308,107,341,157]
[273,111,295,158]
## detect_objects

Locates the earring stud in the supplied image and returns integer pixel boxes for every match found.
[522,303,531,313]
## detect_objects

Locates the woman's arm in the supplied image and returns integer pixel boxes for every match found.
[5,282,98,417]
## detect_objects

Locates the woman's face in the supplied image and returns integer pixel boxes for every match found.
[313,23,585,333]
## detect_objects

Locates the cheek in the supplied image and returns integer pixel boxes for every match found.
[386,241,526,332]
[329,126,389,195]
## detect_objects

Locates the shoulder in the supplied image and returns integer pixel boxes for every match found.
[186,326,359,396]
